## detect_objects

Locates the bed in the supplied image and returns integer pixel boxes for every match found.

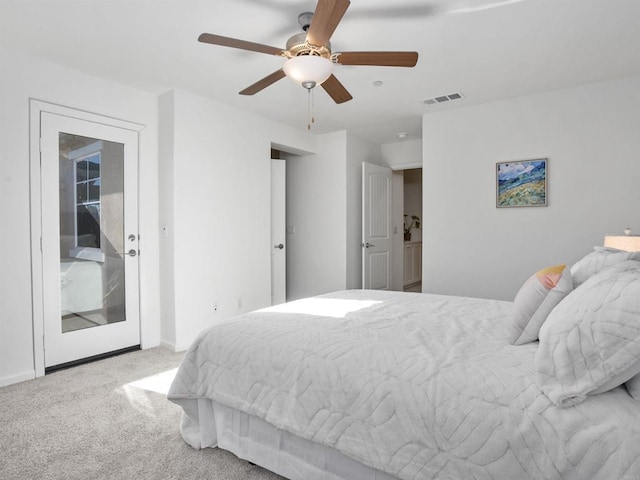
[168,250,640,480]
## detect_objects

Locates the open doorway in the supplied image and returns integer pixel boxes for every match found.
[390,168,423,292]
[402,168,422,292]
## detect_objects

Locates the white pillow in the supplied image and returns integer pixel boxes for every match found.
[626,374,640,400]
[570,246,640,288]
[536,260,640,407]
[511,264,572,345]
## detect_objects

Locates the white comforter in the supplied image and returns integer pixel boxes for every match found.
[168,290,640,480]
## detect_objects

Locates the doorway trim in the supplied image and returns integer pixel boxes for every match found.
[29,99,144,378]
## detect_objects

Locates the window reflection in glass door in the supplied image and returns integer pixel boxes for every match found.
[58,133,126,333]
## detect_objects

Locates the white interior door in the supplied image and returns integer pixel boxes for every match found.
[271,159,286,305]
[362,162,393,290]
[40,111,140,369]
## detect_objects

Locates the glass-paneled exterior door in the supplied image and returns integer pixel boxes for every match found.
[40,112,140,369]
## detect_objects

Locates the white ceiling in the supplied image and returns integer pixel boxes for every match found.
[2,0,640,144]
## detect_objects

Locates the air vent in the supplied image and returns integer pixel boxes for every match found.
[422,92,464,105]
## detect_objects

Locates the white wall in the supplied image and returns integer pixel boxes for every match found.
[286,131,348,300]
[0,49,160,386]
[159,89,316,350]
[422,75,640,301]
[158,91,176,347]
[382,138,422,169]
[285,131,384,299]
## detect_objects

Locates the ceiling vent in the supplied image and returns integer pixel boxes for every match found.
[422,92,464,105]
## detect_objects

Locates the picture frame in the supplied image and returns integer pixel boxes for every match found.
[496,158,548,208]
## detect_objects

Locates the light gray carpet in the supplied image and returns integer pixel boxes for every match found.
[0,348,285,480]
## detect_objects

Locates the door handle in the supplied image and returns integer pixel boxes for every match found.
[274,243,284,250]
[363,242,375,248]
[117,249,138,257]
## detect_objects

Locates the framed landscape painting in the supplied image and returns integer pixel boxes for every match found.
[496,158,547,208]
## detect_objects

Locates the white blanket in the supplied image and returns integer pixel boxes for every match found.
[168,290,640,480]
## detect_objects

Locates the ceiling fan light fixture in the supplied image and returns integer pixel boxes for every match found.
[283,56,333,88]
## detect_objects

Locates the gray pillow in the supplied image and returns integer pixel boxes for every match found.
[570,246,640,289]
[536,260,640,407]
[511,265,572,345]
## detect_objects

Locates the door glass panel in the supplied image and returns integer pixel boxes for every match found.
[59,132,126,333]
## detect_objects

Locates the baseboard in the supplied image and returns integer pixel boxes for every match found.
[159,339,185,352]
[0,370,36,388]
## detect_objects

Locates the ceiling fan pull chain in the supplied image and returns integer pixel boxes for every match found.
[307,87,312,130]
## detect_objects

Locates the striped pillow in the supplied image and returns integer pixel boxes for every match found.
[511,264,572,345]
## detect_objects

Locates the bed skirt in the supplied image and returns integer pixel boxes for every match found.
[179,399,398,480]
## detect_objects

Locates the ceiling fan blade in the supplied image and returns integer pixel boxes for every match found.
[321,75,353,104]
[198,33,284,56]
[334,51,419,67]
[306,0,351,47]
[239,69,287,96]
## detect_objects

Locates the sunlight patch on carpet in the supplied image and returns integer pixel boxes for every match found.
[116,367,179,416]
[125,367,178,395]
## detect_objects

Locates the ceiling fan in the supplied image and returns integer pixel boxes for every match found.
[198,0,419,105]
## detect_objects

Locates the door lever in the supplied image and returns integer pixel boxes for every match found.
[117,249,138,257]
[274,243,284,250]
[362,242,375,248]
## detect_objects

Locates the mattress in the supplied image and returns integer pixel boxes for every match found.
[168,289,640,479]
